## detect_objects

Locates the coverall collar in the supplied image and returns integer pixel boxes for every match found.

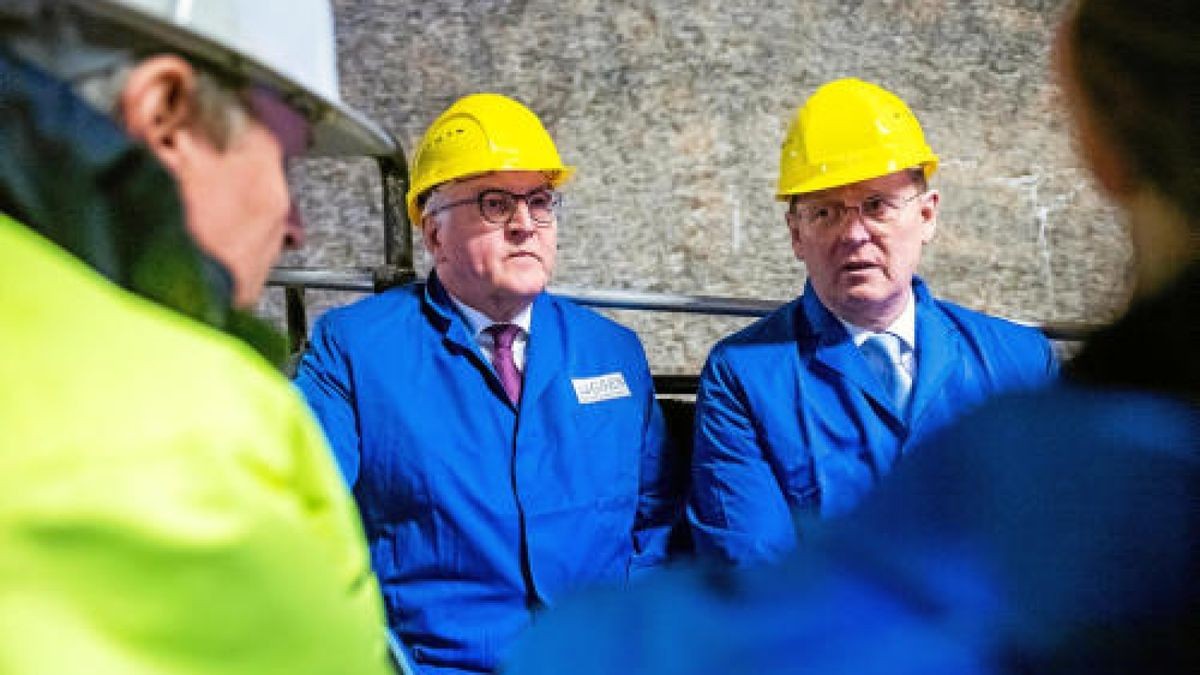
[422,271,560,412]
[801,276,959,426]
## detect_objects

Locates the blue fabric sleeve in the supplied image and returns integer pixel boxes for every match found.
[630,380,682,575]
[688,351,796,567]
[293,313,362,486]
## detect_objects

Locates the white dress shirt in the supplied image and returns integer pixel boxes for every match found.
[836,292,917,378]
[450,296,533,371]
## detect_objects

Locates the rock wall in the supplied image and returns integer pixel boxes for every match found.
[266,0,1129,374]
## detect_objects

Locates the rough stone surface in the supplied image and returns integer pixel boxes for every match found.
[261,0,1130,375]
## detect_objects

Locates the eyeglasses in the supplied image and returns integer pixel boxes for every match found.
[426,188,562,227]
[791,191,926,230]
[247,87,313,158]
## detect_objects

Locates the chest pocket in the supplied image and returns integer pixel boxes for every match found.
[570,371,642,438]
[559,382,641,506]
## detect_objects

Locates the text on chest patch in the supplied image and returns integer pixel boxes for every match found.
[572,372,632,404]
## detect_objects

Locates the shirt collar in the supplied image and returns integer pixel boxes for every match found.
[449,294,533,339]
[836,291,916,352]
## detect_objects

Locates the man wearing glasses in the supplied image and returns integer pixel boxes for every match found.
[295,93,680,674]
[689,78,1058,567]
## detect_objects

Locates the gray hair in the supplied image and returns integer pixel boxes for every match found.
[3,11,251,149]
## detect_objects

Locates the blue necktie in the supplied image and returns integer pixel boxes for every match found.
[860,332,912,415]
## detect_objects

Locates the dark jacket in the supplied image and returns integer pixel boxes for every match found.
[0,48,285,363]
[504,265,1200,675]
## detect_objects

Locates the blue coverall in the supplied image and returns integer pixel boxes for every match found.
[689,278,1058,566]
[295,273,679,673]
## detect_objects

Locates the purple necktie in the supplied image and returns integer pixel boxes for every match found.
[486,323,522,405]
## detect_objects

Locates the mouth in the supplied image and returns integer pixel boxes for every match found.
[508,251,543,263]
[840,261,878,274]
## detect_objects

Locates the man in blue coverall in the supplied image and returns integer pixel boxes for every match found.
[689,78,1059,567]
[505,3,1200,668]
[295,92,681,674]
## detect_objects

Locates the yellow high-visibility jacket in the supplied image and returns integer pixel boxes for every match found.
[0,213,394,674]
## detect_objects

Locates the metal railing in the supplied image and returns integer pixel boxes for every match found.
[270,149,1095,391]
[269,265,1095,338]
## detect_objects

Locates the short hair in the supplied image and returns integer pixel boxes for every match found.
[80,61,251,151]
[909,167,929,193]
[416,190,434,219]
[1070,0,1200,227]
[2,13,251,150]
[788,167,929,213]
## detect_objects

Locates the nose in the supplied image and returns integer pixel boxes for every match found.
[504,198,537,233]
[283,202,305,249]
[837,206,873,244]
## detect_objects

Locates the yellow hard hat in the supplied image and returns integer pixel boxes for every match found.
[776,78,938,199]
[406,93,575,224]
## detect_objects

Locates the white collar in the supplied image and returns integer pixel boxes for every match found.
[836,291,916,352]
[450,295,534,339]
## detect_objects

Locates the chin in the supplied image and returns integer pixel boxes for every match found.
[232,285,260,309]
[509,280,548,298]
[843,283,910,313]
[842,272,898,296]
[506,266,550,289]
[834,286,876,307]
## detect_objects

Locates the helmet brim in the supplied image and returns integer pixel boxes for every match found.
[406,165,576,227]
[85,0,396,157]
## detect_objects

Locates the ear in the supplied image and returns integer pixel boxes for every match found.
[118,55,198,171]
[420,214,442,259]
[918,189,939,243]
[786,211,806,262]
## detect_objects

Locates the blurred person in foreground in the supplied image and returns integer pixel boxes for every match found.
[0,1,398,672]
[689,77,1058,568]
[503,0,1200,672]
[294,92,682,674]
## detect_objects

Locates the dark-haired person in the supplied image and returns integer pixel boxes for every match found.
[504,1,1200,672]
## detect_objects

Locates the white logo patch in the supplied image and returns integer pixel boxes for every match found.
[572,372,632,404]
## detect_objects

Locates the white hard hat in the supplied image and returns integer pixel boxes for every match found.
[79,0,395,157]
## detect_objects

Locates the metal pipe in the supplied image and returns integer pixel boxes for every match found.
[375,153,416,291]
[271,266,374,291]
[284,285,308,351]
[267,267,1096,341]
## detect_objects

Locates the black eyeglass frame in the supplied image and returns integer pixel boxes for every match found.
[425,187,562,227]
